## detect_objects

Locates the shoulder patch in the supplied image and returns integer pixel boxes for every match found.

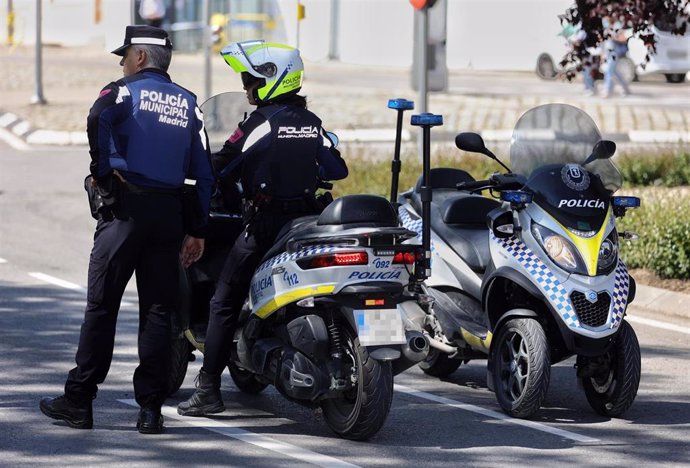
[228,127,244,143]
[98,89,112,98]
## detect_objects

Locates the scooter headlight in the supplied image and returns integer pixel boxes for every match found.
[597,230,618,274]
[531,223,587,275]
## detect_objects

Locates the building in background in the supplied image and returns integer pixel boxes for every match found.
[1,0,584,71]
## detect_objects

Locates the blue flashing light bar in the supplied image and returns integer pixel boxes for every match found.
[410,113,443,126]
[388,98,414,110]
[612,196,641,208]
[501,190,533,204]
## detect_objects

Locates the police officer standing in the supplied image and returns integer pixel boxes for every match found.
[177,40,348,416]
[40,25,213,434]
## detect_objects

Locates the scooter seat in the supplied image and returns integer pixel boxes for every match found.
[410,190,499,273]
[441,194,501,225]
[260,195,400,263]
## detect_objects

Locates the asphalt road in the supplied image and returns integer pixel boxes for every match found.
[1,142,689,467]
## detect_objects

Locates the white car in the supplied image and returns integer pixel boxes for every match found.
[537,15,690,84]
[628,15,690,83]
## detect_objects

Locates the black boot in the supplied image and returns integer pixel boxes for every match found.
[39,395,93,429]
[137,406,164,434]
[177,369,225,416]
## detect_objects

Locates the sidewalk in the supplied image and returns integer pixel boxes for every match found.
[2,44,690,147]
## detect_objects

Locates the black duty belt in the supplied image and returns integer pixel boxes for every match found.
[124,182,182,196]
[263,198,312,213]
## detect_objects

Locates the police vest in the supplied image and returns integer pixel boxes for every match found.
[110,72,200,189]
[241,104,321,200]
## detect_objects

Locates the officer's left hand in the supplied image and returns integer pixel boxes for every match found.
[181,236,205,268]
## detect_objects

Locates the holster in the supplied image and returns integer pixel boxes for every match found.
[84,174,121,220]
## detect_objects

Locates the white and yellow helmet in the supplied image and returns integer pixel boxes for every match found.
[221,40,304,103]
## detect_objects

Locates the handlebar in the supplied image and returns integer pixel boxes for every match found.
[456,173,526,193]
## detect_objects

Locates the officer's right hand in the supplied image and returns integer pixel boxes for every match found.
[181,236,205,268]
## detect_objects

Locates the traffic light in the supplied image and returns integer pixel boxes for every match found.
[409,0,437,10]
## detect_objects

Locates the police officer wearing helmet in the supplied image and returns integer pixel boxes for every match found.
[40,25,214,434]
[178,40,348,416]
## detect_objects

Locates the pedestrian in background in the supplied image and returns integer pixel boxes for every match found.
[39,25,213,434]
[139,0,166,28]
[602,15,632,98]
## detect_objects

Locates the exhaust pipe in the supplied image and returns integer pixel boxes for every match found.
[425,333,457,354]
[392,331,430,375]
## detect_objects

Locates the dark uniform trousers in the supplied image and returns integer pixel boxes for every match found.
[202,207,316,375]
[65,191,184,407]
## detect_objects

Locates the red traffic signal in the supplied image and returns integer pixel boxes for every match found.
[409,0,437,10]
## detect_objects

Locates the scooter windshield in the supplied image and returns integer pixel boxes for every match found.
[510,104,623,193]
[200,92,254,153]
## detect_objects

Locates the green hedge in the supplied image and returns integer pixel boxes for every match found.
[618,152,690,187]
[617,190,690,279]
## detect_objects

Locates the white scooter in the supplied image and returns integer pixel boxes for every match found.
[396,102,642,418]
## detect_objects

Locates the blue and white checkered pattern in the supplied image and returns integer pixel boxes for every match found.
[493,234,580,328]
[256,245,339,273]
[398,206,422,238]
[610,261,629,327]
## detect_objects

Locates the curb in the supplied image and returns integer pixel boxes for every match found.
[630,284,690,321]
[3,109,690,146]
[0,109,88,146]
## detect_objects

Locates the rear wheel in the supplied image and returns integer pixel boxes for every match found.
[536,53,557,80]
[321,326,393,440]
[228,362,268,394]
[419,347,462,377]
[665,73,687,83]
[580,320,641,417]
[491,317,550,418]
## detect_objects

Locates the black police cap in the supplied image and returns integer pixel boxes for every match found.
[111,25,172,56]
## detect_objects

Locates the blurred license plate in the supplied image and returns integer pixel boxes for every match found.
[354,308,406,346]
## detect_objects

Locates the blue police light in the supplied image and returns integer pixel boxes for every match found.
[612,196,641,208]
[411,113,443,126]
[501,190,533,204]
[388,98,414,110]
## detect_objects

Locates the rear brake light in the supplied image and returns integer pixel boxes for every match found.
[365,299,385,306]
[393,252,416,264]
[306,252,369,269]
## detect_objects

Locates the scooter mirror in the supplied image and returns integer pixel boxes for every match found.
[487,209,514,239]
[455,132,488,154]
[326,131,339,148]
[584,140,616,165]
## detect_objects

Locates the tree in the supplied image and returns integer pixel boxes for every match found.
[558,0,690,79]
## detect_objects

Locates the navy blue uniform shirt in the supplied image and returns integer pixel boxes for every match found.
[87,68,213,226]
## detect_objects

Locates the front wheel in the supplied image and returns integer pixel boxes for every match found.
[490,317,551,418]
[321,326,393,440]
[580,320,641,417]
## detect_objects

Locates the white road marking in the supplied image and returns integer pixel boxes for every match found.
[29,272,86,292]
[0,257,7,264]
[395,384,599,444]
[28,272,135,307]
[627,314,690,335]
[0,126,30,150]
[118,399,361,468]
